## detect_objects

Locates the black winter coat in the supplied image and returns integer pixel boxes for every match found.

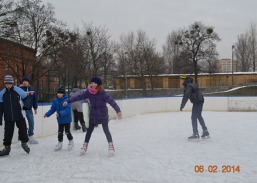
[0,86,30,125]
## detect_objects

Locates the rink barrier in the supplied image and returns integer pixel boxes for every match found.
[1,96,257,146]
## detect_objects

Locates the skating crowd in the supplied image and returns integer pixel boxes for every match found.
[0,74,209,157]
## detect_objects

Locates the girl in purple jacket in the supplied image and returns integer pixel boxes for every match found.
[63,77,122,155]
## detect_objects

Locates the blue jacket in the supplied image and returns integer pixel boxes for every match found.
[67,89,121,124]
[0,86,30,125]
[45,95,72,124]
[20,85,38,110]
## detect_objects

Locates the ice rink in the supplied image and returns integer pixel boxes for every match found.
[0,111,256,183]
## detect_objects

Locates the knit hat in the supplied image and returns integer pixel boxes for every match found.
[22,76,30,83]
[57,86,66,94]
[180,74,187,79]
[90,76,102,85]
[4,75,14,84]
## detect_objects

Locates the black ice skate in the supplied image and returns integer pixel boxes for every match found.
[21,143,30,154]
[188,134,200,139]
[0,146,11,156]
[201,130,210,139]
[74,123,81,130]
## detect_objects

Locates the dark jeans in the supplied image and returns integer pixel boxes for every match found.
[85,120,112,143]
[58,123,73,142]
[73,109,86,126]
[4,118,29,146]
[191,102,207,134]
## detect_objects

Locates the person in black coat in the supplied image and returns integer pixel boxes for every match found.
[180,75,210,139]
[0,75,30,156]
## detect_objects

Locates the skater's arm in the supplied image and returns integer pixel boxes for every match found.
[45,101,57,117]
[65,90,89,105]
[180,87,192,110]
[104,92,121,113]
[0,102,3,125]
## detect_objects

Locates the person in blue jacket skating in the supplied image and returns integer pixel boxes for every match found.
[44,86,74,151]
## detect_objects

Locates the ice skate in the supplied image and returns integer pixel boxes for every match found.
[0,146,11,156]
[201,130,210,139]
[74,123,81,130]
[28,136,39,144]
[54,142,63,151]
[68,140,74,151]
[81,124,87,132]
[21,143,30,154]
[80,143,88,155]
[108,142,115,156]
[188,134,200,140]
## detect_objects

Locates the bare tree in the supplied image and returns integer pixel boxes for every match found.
[235,33,252,72]
[81,23,116,86]
[174,22,220,83]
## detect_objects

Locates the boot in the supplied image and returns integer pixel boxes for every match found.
[201,130,210,139]
[108,142,115,155]
[81,123,87,132]
[68,140,74,151]
[188,134,199,139]
[80,143,88,155]
[21,143,30,154]
[54,142,63,151]
[74,123,81,130]
[28,136,39,144]
[0,146,11,156]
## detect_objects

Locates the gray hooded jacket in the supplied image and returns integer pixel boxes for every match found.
[69,88,83,112]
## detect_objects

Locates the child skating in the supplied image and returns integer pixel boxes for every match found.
[44,86,74,151]
[63,76,122,155]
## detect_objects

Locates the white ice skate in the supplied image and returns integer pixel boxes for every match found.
[108,142,115,156]
[68,140,74,151]
[54,142,63,151]
[80,143,88,155]
[28,136,39,144]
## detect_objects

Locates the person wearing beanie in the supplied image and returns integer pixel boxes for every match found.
[20,76,39,144]
[70,86,87,132]
[0,75,31,156]
[44,86,74,151]
[180,75,210,140]
[63,76,122,156]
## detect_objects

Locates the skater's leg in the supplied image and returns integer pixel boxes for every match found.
[3,121,15,146]
[78,111,86,127]
[102,122,113,143]
[64,123,73,140]
[16,118,29,143]
[26,109,34,137]
[58,124,65,142]
[195,103,208,131]
[191,104,199,134]
[84,122,95,143]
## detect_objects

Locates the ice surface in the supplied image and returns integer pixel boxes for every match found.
[0,112,256,183]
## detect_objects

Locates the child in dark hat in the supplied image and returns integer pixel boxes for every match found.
[20,76,39,144]
[44,86,74,151]
[63,76,122,156]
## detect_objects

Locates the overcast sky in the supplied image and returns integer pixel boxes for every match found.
[41,0,257,59]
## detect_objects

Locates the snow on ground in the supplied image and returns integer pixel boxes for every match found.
[0,111,257,183]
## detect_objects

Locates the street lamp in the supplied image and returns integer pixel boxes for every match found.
[123,52,128,98]
[232,45,235,85]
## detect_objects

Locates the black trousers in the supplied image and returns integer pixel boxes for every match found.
[85,120,112,143]
[73,109,86,126]
[4,118,29,146]
[58,123,73,142]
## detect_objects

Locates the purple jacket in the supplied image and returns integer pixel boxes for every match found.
[67,89,121,124]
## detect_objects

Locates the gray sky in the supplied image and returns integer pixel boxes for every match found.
[41,0,257,59]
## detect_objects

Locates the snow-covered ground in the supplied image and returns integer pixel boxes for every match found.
[0,111,256,183]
